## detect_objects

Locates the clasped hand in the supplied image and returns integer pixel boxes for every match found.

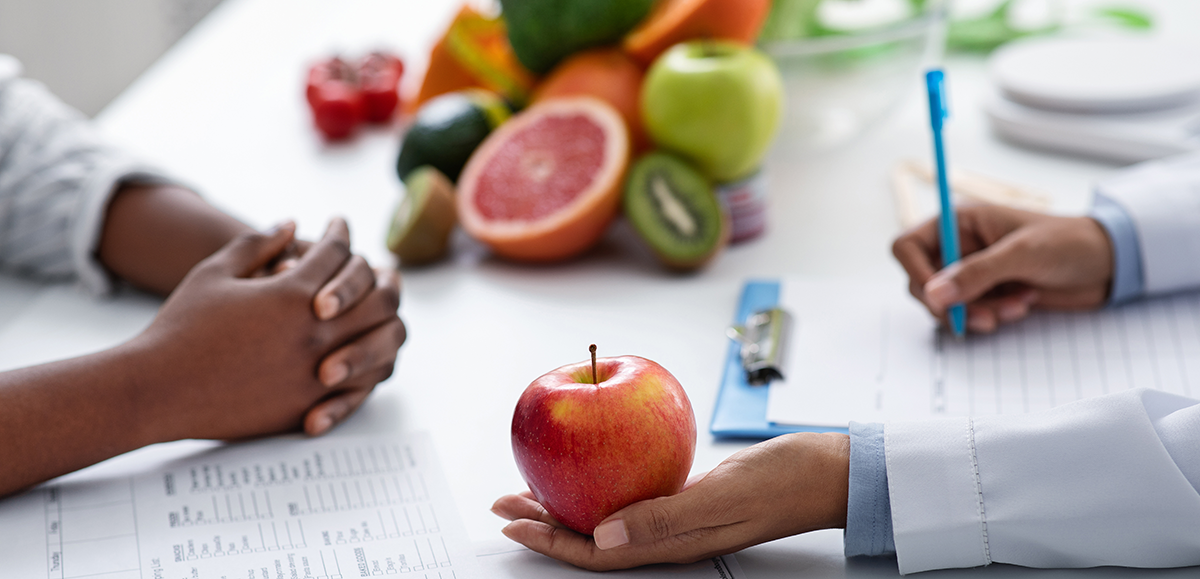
[130,218,405,443]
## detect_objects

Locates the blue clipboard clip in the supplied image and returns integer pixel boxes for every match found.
[710,280,845,439]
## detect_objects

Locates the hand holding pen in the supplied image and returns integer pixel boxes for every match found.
[924,69,967,338]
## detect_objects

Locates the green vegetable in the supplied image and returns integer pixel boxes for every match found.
[396,89,510,184]
[499,0,656,74]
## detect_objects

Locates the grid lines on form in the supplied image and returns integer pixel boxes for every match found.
[937,292,1200,416]
[44,479,141,579]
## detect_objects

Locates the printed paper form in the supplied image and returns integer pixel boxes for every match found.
[0,431,479,579]
[766,280,1200,427]
[473,541,745,579]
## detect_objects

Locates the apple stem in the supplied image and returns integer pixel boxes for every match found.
[589,344,598,385]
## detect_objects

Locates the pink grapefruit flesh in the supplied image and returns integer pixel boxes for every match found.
[458,97,630,262]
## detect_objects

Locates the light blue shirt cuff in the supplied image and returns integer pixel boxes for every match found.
[844,421,895,558]
[1090,193,1145,305]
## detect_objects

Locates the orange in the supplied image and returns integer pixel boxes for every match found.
[457,97,630,262]
[532,47,650,153]
[622,0,772,66]
[411,6,537,111]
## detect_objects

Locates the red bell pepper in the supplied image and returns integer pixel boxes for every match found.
[305,52,405,140]
[358,52,405,123]
[306,57,363,140]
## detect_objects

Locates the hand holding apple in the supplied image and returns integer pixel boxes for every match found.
[509,346,697,535]
[641,41,784,183]
[493,432,851,571]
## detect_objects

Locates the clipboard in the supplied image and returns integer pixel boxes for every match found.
[709,279,848,439]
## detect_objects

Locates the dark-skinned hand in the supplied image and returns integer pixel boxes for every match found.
[130,219,405,442]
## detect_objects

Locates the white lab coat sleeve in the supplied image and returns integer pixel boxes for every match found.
[884,389,1200,574]
[1096,151,1200,295]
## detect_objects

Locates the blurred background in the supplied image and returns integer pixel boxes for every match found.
[1,0,1194,121]
[0,0,223,116]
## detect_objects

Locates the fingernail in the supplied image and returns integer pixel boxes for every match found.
[274,258,299,274]
[321,362,349,387]
[491,506,513,521]
[925,275,960,309]
[593,519,628,550]
[264,220,296,235]
[311,414,333,435]
[998,302,1027,322]
[316,294,340,320]
[968,314,996,333]
[500,522,518,540]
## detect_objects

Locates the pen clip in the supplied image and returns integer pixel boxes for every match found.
[925,69,948,128]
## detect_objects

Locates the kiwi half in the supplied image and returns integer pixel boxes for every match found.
[386,166,458,265]
[623,152,728,270]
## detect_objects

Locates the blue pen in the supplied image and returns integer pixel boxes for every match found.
[925,69,966,338]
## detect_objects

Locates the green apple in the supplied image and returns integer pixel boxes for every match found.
[641,41,784,182]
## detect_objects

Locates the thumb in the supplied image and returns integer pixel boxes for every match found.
[924,234,1032,310]
[592,484,718,550]
[206,221,296,278]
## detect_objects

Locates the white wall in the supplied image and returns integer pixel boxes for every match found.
[0,0,222,117]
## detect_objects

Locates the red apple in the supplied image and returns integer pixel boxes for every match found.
[511,352,697,535]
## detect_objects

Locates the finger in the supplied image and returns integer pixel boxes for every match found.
[205,222,296,278]
[923,233,1035,311]
[303,387,373,435]
[491,494,570,529]
[592,482,733,550]
[314,255,376,320]
[503,517,729,571]
[289,218,352,290]
[271,257,300,275]
[326,270,402,345]
[966,305,998,333]
[501,520,623,570]
[1033,287,1108,310]
[994,288,1039,323]
[892,220,941,285]
[962,289,1040,333]
[269,239,313,275]
[318,317,405,387]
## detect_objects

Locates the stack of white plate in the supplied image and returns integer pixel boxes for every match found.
[986,36,1200,164]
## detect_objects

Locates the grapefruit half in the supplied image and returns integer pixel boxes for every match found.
[533,47,650,153]
[457,97,630,262]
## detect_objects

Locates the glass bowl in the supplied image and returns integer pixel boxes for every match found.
[760,8,946,151]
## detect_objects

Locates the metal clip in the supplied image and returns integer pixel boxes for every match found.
[726,307,793,386]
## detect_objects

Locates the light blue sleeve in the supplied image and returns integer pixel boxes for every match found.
[844,421,895,558]
[1089,193,1144,305]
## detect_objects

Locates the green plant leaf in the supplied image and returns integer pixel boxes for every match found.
[946,0,1062,53]
[1094,6,1153,29]
[759,0,825,41]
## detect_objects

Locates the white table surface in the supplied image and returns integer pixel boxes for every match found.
[6,0,1200,577]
